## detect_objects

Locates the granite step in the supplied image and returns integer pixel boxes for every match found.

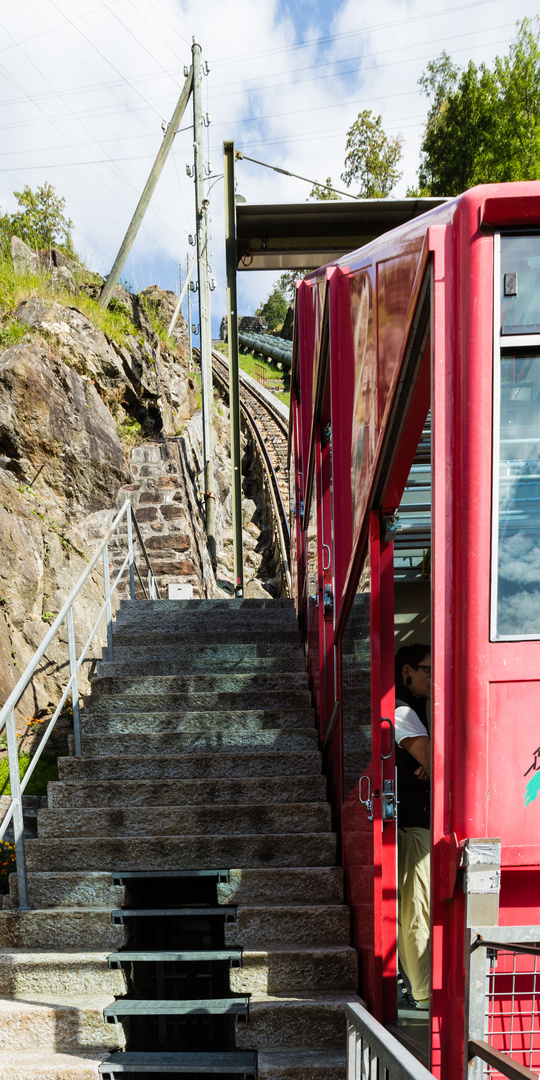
[224,905,350,948]
[88,673,309,696]
[83,691,312,714]
[0,1051,107,1078]
[57,751,323,782]
[108,642,304,662]
[9,871,126,910]
[36,803,332,838]
[0,910,126,950]
[79,709,315,735]
[230,946,357,994]
[217,868,344,906]
[257,1050,346,1080]
[75,731,318,756]
[48,777,327,808]
[100,1051,258,1079]
[0,994,125,1051]
[26,834,337,872]
[9,867,344,910]
[111,629,301,645]
[95,656,306,677]
[0,950,127,995]
[234,994,357,1051]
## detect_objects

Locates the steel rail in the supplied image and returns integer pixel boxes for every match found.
[209,349,291,596]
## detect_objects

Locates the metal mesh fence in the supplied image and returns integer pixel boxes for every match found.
[481,946,540,1077]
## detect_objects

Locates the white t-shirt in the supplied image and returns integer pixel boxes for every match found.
[395,704,428,746]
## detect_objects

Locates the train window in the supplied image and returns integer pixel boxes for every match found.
[341,554,371,799]
[493,349,540,638]
[500,234,540,335]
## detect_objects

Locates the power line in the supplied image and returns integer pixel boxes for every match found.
[211,0,503,66]
[207,20,514,95]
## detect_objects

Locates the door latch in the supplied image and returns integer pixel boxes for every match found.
[359,775,373,822]
[382,779,397,822]
[323,584,333,616]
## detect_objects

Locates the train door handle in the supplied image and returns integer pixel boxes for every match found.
[381,717,395,760]
[359,774,373,822]
[322,543,331,571]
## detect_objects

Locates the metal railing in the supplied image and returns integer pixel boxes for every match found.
[467,928,540,1079]
[0,500,160,909]
[346,1002,435,1080]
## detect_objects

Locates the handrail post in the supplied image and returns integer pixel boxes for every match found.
[103,544,114,660]
[67,608,82,757]
[6,708,29,908]
[127,503,135,600]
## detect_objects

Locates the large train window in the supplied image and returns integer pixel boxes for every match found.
[500,234,540,335]
[492,232,540,639]
[341,554,371,798]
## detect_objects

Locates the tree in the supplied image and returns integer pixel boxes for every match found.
[256,286,288,332]
[341,110,403,197]
[416,19,540,195]
[309,177,340,201]
[7,183,74,254]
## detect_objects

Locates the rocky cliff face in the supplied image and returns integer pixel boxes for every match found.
[0,238,278,735]
[0,239,196,729]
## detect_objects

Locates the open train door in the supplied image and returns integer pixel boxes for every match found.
[340,511,397,1021]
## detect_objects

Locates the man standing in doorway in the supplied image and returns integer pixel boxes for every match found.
[394,643,431,1009]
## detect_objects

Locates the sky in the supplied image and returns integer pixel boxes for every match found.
[1,0,539,336]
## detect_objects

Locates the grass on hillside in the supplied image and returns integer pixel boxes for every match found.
[216,343,290,407]
[0,251,175,354]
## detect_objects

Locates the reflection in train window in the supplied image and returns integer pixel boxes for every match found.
[495,351,540,637]
[341,555,371,800]
[501,235,540,335]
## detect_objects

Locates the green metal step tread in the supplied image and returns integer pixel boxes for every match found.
[108,949,242,967]
[104,997,250,1022]
[111,907,236,924]
[99,1050,257,1076]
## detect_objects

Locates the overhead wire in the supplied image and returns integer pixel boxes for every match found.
[211,0,505,66]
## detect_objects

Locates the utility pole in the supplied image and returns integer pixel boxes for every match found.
[192,39,216,569]
[98,66,193,310]
[187,253,193,371]
[223,141,244,597]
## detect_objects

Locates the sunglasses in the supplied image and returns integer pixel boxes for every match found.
[415,664,431,677]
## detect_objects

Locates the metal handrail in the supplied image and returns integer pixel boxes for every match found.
[0,500,160,909]
[469,1040,539,1080]
[346,1003,435,1080]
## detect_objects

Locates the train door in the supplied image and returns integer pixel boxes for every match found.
[341,266,432,1029]
[340,511,396,1019]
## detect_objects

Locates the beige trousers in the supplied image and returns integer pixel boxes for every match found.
[398,826,430,1001]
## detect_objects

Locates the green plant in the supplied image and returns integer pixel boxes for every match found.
[0,318,28,349]
[116,417,143,446]
[0,753,58,797]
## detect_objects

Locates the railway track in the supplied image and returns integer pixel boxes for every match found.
[202,348,291,594]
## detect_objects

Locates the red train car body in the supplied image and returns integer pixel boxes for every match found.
[289,183,540,1078]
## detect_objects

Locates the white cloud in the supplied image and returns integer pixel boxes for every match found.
[1,0,538,331]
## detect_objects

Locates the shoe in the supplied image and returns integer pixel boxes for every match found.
[414,998,430,1010]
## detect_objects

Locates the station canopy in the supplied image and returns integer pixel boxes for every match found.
[235,198,447,272]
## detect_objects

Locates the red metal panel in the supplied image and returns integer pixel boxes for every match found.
[429,221,458,1080]
[481,194,540,227]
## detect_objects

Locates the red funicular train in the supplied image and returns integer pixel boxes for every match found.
[288,182,540,1079]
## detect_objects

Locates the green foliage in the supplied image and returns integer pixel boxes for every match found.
[0,319,28,349]
[417,19,540,195]
[341,110,403,197]
[255,286,288,333]
[1,183,74,255]
[276,270,310,304]
[116,417,143,446]
[309,177,340,200]
[0,753,58,797]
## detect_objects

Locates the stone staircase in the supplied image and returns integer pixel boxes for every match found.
[0,598,360,1078]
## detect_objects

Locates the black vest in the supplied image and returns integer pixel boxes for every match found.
[395,688,430,829]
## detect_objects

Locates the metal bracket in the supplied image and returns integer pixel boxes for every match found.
[381,511,401,542]
[382,779,397,822]
[323,583,333,616]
